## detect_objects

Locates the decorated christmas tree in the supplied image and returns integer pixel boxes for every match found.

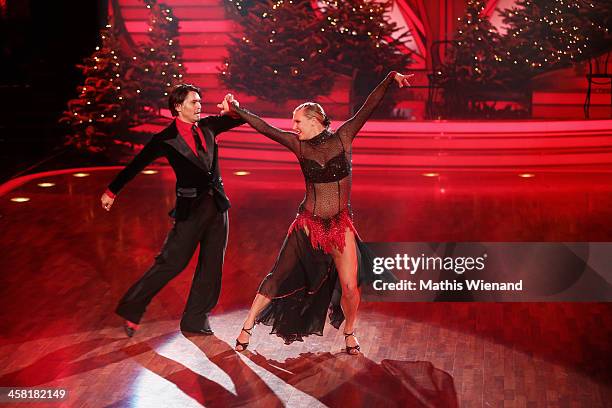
[439,0,504,91]
[61,0,186,151]
[131,0,186,119]
[435,0,509,117]
[221,1,336,102]
[437,0,611,117]
[221,0,411,105]
[316,0,412,114]
[317,0,411,76]
[59,24,133,151]
[498,0,612,82]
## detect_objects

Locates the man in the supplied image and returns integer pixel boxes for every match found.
[100,84,243,336]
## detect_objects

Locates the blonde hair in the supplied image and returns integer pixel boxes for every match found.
[293,102,331,128]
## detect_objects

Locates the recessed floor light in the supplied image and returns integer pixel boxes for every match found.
[519,173,535,178]
[422,172,439,177]
[73,173,90,178]
[142,170,158,175]
[234,171,251,176]
[38,182,56,188]
[10,197,30,203]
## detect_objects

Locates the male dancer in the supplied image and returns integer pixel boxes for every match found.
[100,84,243,336]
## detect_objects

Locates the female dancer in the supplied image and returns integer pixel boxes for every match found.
[224,71,411,354]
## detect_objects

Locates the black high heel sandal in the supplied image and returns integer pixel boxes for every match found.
[344,332,360,355]
[235,326,253,351]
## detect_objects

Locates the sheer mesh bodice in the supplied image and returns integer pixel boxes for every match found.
[232,71,396,220]
[298,129,351,218]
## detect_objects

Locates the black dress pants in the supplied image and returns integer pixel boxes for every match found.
[115,193,228,328]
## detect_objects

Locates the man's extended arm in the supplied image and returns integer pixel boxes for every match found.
[100,139,163,211]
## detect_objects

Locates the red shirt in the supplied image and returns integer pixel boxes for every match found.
[175,117,206,154]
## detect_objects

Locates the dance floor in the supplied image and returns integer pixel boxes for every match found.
[1,163,611,407]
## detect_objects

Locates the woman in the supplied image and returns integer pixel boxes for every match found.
[224,71,411,354]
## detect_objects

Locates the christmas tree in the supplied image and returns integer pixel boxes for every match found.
[317,1,411,76]
[59,24,133,151]
[61,0,185,151]
[316,0,412,114]
[221,0,411,105]
[221,0,336,102]
[130,0,186,119]
[498,0,612,82]
[437,0,611,117]
[439,0,504,92]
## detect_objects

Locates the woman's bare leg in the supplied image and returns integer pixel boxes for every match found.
[236,226,310,350]
[331,229,360,354]
[236,293,271,351]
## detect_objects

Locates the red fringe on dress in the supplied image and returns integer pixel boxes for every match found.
[288,209,358,254]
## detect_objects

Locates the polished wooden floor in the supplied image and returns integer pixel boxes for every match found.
[0,165,611,407]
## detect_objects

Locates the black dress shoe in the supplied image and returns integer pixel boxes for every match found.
[180,325,214,335]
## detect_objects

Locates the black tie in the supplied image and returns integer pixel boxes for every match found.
[191,124,206,157]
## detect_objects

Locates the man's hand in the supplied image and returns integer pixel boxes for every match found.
[217,93,240,117]
[394,73,414,88]
[101,192,115,212]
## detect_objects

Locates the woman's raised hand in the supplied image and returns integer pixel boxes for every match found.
[394,73,414,88]
[217,93,240,115]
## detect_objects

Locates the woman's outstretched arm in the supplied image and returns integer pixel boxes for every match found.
[228,100,299,153]
[337,71,411,142]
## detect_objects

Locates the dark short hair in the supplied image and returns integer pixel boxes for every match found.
[168,84,201,116]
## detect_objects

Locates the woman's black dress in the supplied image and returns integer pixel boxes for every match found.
[232,72,397,344]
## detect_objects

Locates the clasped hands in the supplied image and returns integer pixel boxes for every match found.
[217,94,239,116]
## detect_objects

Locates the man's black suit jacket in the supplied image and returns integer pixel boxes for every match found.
[107,115,244,220]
